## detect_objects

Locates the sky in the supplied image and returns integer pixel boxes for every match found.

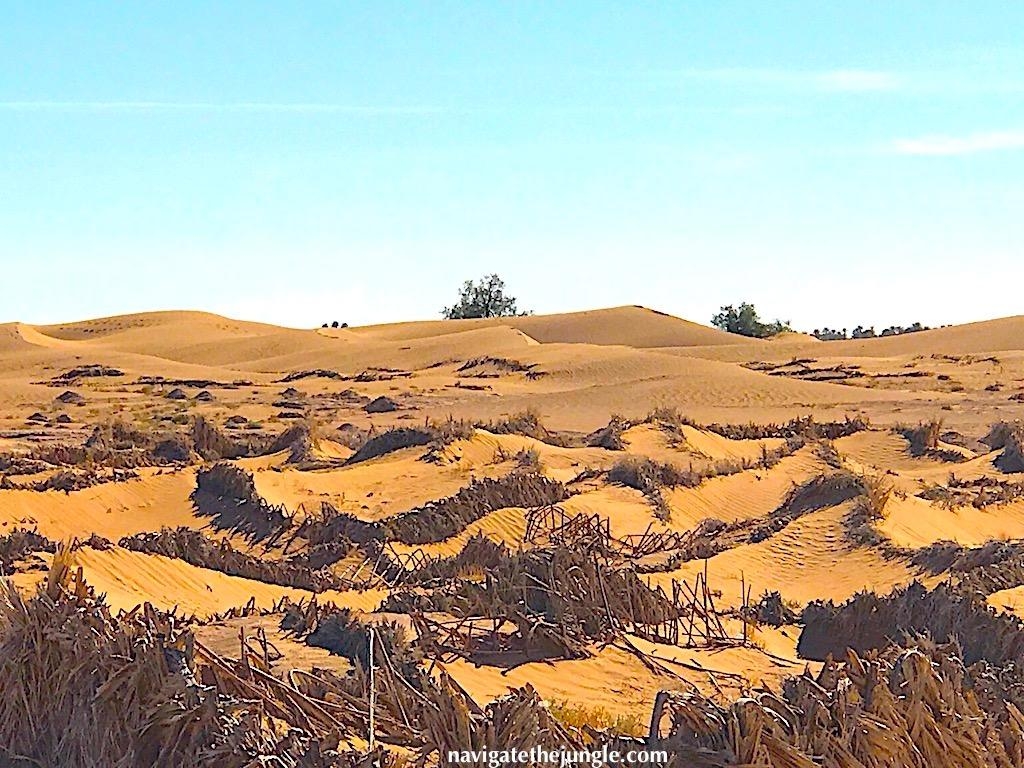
[2,2,1022,331]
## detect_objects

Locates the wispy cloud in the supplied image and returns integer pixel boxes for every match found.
[673,67,902,93]
[813,69,901,92]
[0,100,440,115]
[892,130,1024,156]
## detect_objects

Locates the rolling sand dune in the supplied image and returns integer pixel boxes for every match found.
[346,305,756,348]
[0,469,199,540]
[4,304,1024,755]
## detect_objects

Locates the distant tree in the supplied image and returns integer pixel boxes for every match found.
[711,303,792,339]
[812,327,847,341]
[812,322,929,341]
[442,274,529,319]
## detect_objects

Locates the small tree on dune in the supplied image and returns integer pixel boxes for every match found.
[442,274,530,319]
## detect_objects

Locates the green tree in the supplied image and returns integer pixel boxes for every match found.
[711,303,791,338]
[442,274,529,319]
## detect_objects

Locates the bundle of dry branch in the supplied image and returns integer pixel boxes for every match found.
[119,527,346,592]
[650,640,1024,767]
[0,553,383,767]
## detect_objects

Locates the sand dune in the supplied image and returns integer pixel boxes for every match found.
[348,305,756,348]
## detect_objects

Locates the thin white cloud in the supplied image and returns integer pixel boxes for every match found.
[892,130,1024,156]
[0,100,440,115]
[813,69,901,92]
[674,67,901,93]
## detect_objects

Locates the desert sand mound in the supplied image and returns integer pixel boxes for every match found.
[349,305,756,348]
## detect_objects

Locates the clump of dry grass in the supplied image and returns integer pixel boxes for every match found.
[29,418,193,469]
[608,456,696,493]
[984,421,1024,473]
[920,474,1024,510]
[547,699,645,737]
[345,426,435,464]
[191,415,256,460]
[898,418,943,455]
[586,414,632,450]
[0,528,55,575]
[814,439,843,468]
[608,456,697,520]
[703,415,869,441]
[479,409,582,448]
[843,471,893,546]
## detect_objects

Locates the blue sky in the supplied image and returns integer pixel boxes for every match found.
[2,2,1022,330]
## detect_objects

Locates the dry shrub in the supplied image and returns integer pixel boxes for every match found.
[653,639,1024,767]
[920,474,1024,510]
[514,447,542,471]
[281,603,421,680]
[345,427,435,465]
[748,590,798,627]
[814,440,843,468]
[192,463,289,541]
[0,453,51,476]
[276,368,344,382]
[547,699,645,737]
[798,580,1024,666]
[29,468,137,493]
[843,471,892,546]
[29,419,193,469]
[702,414,869,440]
[985,421,1024,473]
[898,418,943,455]
[191,415,252,460]
[0,556,369,766]
[0,528,55,574]
[294,502,383,546]
[482,408,548,441]
[608,456,696,493]
[586,414,632,450]
[263,417,324,466]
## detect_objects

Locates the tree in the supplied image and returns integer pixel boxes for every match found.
[711,303,791,338]
[442,274,529,319]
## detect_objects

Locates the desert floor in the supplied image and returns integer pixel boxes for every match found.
[3,305,1024,726]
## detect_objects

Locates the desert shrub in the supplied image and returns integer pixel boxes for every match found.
[482,409,549,440]
[702,415,868,441]
[481,410,582,448]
